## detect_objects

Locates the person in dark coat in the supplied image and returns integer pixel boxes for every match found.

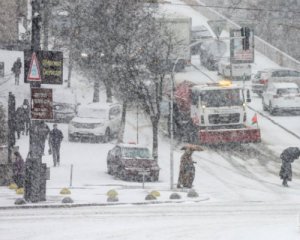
[22,99,30,135]
[49,123,63,167]
[11,58,22,85]
[15,106,25,139]
[279,147,300,187]
[12,151,25,188]
[38,121,50,156]
[177,145,203,188]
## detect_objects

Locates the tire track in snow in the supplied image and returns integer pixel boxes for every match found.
[249,105,300,140]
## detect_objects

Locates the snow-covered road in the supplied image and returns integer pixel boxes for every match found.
[1,202,300,240]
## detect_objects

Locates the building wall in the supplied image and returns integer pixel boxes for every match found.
[0,0,28,46]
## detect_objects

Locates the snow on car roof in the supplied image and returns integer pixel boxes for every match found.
[272,82,299,88]
[80,102,120,110]
[117,143,149,149]
[261,67,299,72]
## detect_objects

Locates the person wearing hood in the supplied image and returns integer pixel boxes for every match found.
[279,147,300,187]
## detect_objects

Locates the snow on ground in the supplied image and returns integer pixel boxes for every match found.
[1,203,300,240]
[1,1,300,239]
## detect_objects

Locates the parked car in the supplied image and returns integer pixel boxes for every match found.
[107,143,160,182]
[191,25,213,55]
[252,68,300,97]
[218,60,251,81]
[68,102,121,142]
[51,87,78,123]
[200,39,226,71]
[251,70,268,96]
[262,82,300,115]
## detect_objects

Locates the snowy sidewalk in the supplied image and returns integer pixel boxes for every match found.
[0,184,209,208]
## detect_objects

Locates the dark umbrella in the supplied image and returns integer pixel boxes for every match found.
[180,144,204,151]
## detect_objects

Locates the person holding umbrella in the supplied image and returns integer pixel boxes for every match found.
[177,144,203,188]
[279,147,300,187]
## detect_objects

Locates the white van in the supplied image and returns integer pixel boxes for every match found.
[218,61,252,81]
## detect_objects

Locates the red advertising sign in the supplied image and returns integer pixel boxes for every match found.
[31,88,53,120]
[230,29,254,64]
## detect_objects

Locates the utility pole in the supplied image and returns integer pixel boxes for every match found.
[7,92,16,164]
[29,0,41,155]
[24,0,45,203]
[41,0,49,50]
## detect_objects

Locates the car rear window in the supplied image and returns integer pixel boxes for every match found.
[121,147,151,159]
[277,88,299,95]
[272,70,300,77]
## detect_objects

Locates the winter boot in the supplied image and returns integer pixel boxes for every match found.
[282,179,289,187]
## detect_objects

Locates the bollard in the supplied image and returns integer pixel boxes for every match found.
[69,164,73,188]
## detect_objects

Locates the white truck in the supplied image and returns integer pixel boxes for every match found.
[218,60,252,81]
[174,80,261,144]
[157,15,192,71]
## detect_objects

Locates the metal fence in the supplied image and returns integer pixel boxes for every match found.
[184,0,300,71]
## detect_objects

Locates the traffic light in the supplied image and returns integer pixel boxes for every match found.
[241,27,251,50]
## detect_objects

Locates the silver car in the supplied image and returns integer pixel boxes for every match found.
[68,102,121,143]
[262,82,300,115]
[252,68,300,97]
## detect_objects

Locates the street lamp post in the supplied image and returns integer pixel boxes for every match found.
[169,39,205,190]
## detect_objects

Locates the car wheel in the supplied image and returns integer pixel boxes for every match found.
[262,99,267,111]
[95,136,101,143]
[269,102,275,115]
[68,134,74,142]
[116,166,125,180]
[150,173,159,182]
[102,128,111,143]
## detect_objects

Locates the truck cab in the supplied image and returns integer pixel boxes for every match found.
[174,80,260,144]
[190,81,248,129]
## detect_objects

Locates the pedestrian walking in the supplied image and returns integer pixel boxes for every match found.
[177,144,203,188]
[12,151,25,188]
[39,121,50,155]
[11,58,22,85]
[22,99,30,135]
[49,123,63,167]
[15,106,25,139]
[279,147,300,187]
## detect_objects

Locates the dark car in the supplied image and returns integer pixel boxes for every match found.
[200,39,226,71]
[107,144,160,182]
[53,102,77,123]
[191,25,213,55]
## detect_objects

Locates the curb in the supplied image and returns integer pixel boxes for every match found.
[0,197,210,210]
